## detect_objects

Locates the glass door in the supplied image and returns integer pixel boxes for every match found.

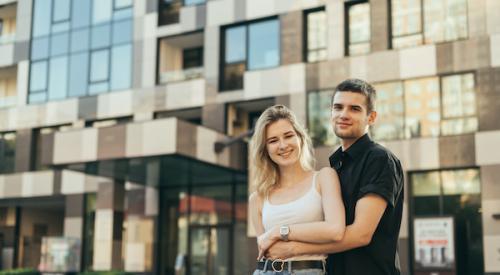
[189,225,231,275]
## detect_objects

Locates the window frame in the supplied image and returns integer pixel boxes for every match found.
[303,7,327,63]
[344,0,371,56]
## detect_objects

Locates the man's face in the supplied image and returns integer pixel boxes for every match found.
[331,91,376,141]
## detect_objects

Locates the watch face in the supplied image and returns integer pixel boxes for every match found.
[280,226,289,235]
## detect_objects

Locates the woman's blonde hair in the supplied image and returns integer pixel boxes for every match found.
[249,105,315,198]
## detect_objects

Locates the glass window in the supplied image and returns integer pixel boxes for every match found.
[69,52,89,97]
[30,61,48,92]
[306,9,327,62]
[225,26,246,63]
[52,21,70,33]
[53,0,71,22]
[110,44,132,90]
[307,90,339,147]
[112,19,132,45]
[31,37,50,60]
[185,0,205,5]
[423,0,468,43]
[90,49,109,82]
[114,0,133,9]
[248,19,280,70]
[391,0,423,48]
[182,47,203,69]
[91,24,111,49]
[404,77,440,138]
[0,132,16,174]
[412,171,441,196]
[441,73,477,135]
[92,0,113,25]
[48,56,68,100]
[189,185,233,225]
[50,32,70,56]
[29,92,48,103]
[347,2,371,55]
[441,169,480,195]
[71,28,90,53]
[72,0,91,29]
[372,82,405,140]
[32,0,52,37]
[221,63,245,91]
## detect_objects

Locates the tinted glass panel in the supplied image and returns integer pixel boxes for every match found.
[52,21,70,33]
[48,56,68,100]
[441,73,477,135]
[0,133,16,173]
[90,49,109,82]
[373,82,405,140]
[69,52,89,97]
[441,169,480,195]
[110,44,132,90]
[53,0,70,22]
[307,90,338,146]
[413,196,440,216]
[112,19,132,45]
[114,0,133,9]
[91,24,111,49]
[30,61,48,91]
[184,0,205,5]
[189,185,232,225]
[71,28,90,53]
[225,26,246,63]
[307,10,327,62]
[32,0,52,37]
[404,77,440,137]
[348,2,370,55]
[248,20,280,70]
[424,0,468,43]
[31,37,50,60]
[92,0,113,25]
[412,171,441,196]
[222,62,245,91]
[72,0,91,28]
[50,32,70,56]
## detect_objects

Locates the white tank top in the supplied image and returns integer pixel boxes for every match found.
[262,172,327,260]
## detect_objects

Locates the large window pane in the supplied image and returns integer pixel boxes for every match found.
[248,19,279,70]
[308,90,338,146]
[91,24,111,49]
[392,0,423,48]
[30,61,48,92]
[112,19,132,45]
[221,62,245,91]
[306,9,327,62]
[92,0,113,25]
[0,132,16,174]
[50,32,70,56]
[225,26,246,63]
[90,49,109,82]
[441,73,477,135]
[424,0,468,43]
[71,28,90,53]
[441,169,480,195]
[372,82,405,140]
[185,0,205,5]
[412,171,441,196]
[404,77,440,138]
[72,0,91,28]
[348,2,370,55]
[69,52,89,97]
[110,44,132,90]
[53,0,70,22]
[189,185,232,225]
[48,56,68,100]
[32,0,52,37]
[114,0,133,9]
[31,37,50,60]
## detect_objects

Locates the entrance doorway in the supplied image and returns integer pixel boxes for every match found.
[189,225,231,275]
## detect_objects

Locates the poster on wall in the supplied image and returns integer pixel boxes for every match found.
[414,217,456,271]
[38,237,81,272]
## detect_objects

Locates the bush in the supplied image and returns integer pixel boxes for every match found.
[79,272,134,275]
[0,269,39,275]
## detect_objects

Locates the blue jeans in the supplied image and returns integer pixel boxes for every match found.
[252,259,326,275]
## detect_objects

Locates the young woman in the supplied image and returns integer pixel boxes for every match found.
[249,105,345,275]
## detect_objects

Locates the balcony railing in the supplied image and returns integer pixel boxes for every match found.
[0,33,15,45]
[159,67,203,84]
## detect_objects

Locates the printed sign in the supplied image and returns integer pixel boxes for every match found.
[414,217,455,270]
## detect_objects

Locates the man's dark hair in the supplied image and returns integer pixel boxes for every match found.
[331,78,377,113]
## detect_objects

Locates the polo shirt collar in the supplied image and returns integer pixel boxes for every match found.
[329,133,372,164]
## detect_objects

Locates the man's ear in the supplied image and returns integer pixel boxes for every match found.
[368,111,377,125]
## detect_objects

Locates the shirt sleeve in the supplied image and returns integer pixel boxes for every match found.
[357,152,402,208]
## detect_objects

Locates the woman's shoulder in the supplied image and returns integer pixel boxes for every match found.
[317,167,338,178]
[249,191,264,208]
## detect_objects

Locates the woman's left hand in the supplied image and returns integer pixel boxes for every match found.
[257,227,280,260]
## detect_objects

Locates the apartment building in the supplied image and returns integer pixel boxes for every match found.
[0,0,499,274]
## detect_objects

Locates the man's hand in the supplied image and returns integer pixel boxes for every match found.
[265,241,298,259]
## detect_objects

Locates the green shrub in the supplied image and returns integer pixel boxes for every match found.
[79,271,134,275]
[0,268,39,275]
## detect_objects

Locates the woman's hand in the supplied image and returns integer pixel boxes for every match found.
[257,226,280,260]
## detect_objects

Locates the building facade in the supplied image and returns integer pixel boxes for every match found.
[0,0,499,274]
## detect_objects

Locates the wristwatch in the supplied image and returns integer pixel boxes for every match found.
[280,225,290,241]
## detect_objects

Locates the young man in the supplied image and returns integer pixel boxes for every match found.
[266,79,404,275]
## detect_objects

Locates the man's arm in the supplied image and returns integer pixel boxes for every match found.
[266,194,387,259]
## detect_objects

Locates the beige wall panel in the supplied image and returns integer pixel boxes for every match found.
[16,104,44,129]
[165,79,206,109]
[314,146,336,169]
[3,174,22,198]
[98,125,127,160]
[399,202,409,238]
[141,37,157,87]
[16,60,29,107]
[451,37,490,72]
[125,123,144,157]
[367,50,400,82]
[327,1,344,59]
[244,64,306,100]
[180,5,203,31]
[438,134,476,168]
[0,43,14,67]
[399,45,437,79]
[383,138,440,171]
[491,34,500,67]
[53,128,98,164]
[484,235,500,272]
[126,119,177,157]
[21,171,54,197]
[61,170,85,194]
[349,55,368,81]
[176,120,197,157]
[97,90,133,119]
[486,0,500,35]
[0,177,5,198]
[196,126,218,164]
[64,217,83,238]
[207,0,235,27]
[280,11,302,65]
[275,0,324,15]
[467,0,487,38]
[475,130,500,165]
[45,99,78,125]
[481,165,500,200]
[482,199,500,235]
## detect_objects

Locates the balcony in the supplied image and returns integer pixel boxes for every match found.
[158,31,204,84]
[158,0,206,26]
[0,65,16,108]
[0,2,16,67]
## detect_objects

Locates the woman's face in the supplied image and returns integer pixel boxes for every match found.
[265,119,302,168]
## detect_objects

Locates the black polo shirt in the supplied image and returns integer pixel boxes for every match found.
[328,134,404,275]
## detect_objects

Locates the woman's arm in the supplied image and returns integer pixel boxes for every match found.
[262,167,346,247]
[249,192,265,237]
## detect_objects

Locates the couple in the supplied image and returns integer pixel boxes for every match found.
[249,79,404,275]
